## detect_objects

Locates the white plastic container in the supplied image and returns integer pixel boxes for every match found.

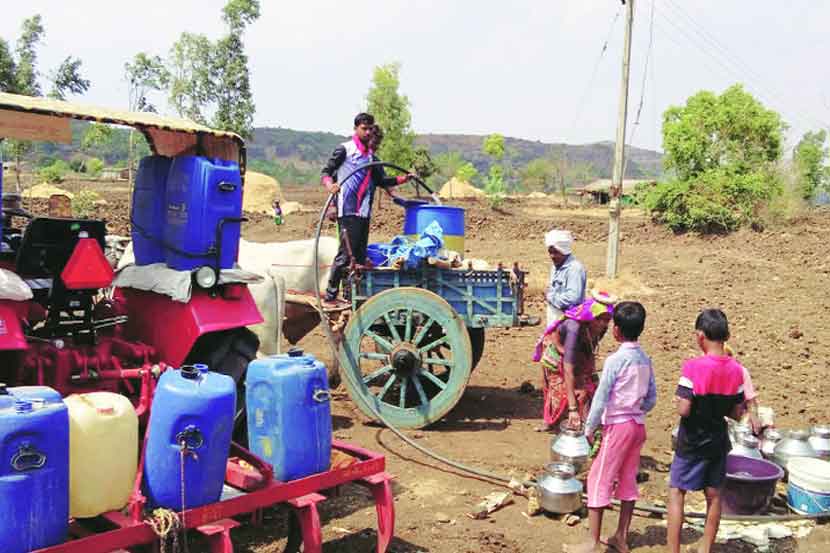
[787,457,830,515]
[65,392,138,518]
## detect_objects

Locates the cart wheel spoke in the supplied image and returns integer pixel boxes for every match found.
[420,369,447,391]
[404,307,414,342]
[424,357,453,367]
[377,374,397,401]
[363,364,393,385]
[382,312,402,343]
[359,351,389,362]
[412,375,430,406]
[418,335,449,354]
[411,315,434,346]
[399,377,408,408]
[364,329,394,353]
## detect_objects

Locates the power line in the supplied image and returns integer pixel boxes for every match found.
[654,1,828,132]
[623,0,656,178]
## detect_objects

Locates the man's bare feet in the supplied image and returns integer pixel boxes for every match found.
[562,541,605,553]
[604,535,629,553]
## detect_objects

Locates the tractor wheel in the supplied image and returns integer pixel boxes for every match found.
[339,287,472,429]
[468,327,485,371]
[184,327,259,445]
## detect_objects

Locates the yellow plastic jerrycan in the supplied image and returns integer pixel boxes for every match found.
[65,392,138,518]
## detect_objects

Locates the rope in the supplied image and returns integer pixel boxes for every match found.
[147,508,181,553]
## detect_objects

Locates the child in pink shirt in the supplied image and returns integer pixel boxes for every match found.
[564,301,656,553]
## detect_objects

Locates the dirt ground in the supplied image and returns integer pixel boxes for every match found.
[29,181,830,552]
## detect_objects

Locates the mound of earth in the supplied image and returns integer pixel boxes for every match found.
[243,171,283,213]
[439,177,484,199]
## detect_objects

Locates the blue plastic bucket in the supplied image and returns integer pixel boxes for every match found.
[787,457,830,514]
[403,205,465,253]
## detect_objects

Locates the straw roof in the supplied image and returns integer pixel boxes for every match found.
[0,92,243,165]
[582,179,650,195]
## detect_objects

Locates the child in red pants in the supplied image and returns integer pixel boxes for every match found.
[565,301,656,553]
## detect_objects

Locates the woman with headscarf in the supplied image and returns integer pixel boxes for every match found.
[544,229,587,326]
[533,292,616,431]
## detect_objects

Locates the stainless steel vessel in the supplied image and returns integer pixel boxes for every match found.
[550,422,591,473]
[537,462,583,514]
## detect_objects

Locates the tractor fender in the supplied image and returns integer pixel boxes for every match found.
[0,300,29,351]
[119,286,263,367]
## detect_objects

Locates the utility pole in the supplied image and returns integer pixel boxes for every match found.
[605,0,634,279]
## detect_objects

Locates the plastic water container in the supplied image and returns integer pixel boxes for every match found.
[787,457,830,514]
[144,365,236,510]
[404,204,465,253]
[164,156,243,271]
[246,348,332,481]
[131,155,173,265]
[0,386,69,553]
[65,392,138,518]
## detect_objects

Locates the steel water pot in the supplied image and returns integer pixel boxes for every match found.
[537,462,583,514]
[773,430,818,471]
[760,428,783,460]
[550,421,591,472]
[731,433,763,459]
[809,426,830,461]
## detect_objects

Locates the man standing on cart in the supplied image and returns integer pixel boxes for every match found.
[321,113,414,304]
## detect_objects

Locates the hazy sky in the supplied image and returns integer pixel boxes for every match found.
[2,0,829,152]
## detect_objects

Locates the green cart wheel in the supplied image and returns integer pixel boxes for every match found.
[339,287,473,429]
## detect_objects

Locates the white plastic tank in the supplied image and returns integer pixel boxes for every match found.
[65,392,138,518]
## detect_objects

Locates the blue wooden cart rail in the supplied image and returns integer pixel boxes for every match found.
[351,265,524,329]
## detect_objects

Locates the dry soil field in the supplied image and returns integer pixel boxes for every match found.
[25,181,830,552]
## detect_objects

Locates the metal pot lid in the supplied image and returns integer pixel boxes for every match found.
[811,425,830,438]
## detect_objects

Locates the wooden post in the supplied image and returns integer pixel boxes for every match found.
[605,0,634,279]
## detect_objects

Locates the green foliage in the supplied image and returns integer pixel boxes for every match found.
[482,133,505,160]
[72,190,100,219]
[14,15,44,96]
[38,159,70,184]
[212,33,257,137]
[642,168,781,233]
[521,157,557,192]
[247,158,317,185]
[662,84,784,180]
[455,162,478,183]
[793,130,828,200]
[410,146,435,179]
[48,56,90,100]
[125,52,169,113]
[222,0,261,32]
[86,157,104,177]
[366,62,416,168]
[646,85,786,233]
[0,38,16,92]
[168,32,214,124]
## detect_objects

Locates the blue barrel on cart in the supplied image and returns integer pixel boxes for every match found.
[0,385,69,553]
[144,365,236,510]
[132,155,172,265]
[404,204,465,253]
[246,348,332,481]
[164,156,243,271]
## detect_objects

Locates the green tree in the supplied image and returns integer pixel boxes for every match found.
[644,85,785,232]
[793,130,828,200]
[125,53,169,183]
[366,62,416,168]
[0,39,16,92]
[455,162,478,183]
[48,56,90,100]
[521,157,557,192]
[14,15,44,96]
[411,146,436,180]
[662,84,784,180]
[482,133,506,207]
[81,124,114,172]
[168,32,214,124]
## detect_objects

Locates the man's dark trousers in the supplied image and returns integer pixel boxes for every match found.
[325,215,370,300]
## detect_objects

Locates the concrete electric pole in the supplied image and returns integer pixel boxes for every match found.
[605,0,634,279]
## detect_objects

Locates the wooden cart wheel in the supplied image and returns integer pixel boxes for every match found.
[339,287,473,429]
[468,327,485,371]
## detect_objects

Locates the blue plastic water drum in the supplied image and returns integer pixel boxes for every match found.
[246,349,332,481]
[403,204,465,253]
[144,365,236,510]
[132,155,173,265]
[0,386,69,553]
[164,156,243,271]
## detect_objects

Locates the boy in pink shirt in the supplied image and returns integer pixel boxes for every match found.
[564,301,656,553]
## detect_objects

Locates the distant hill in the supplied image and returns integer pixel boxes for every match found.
[249,127,662,184]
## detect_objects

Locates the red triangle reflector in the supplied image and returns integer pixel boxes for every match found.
[61,238,115,290]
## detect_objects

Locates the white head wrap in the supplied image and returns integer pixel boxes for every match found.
[545,229,573,255]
